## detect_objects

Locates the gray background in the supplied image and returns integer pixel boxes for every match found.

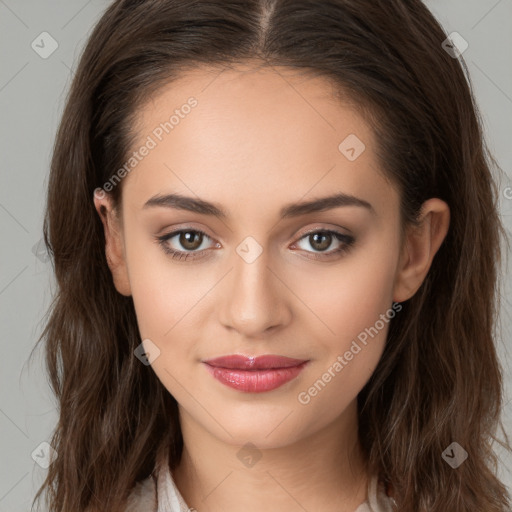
[0,0,511,510]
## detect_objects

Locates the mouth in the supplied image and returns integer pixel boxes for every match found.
[202,354,310,393]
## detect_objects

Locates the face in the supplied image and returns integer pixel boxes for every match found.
[97,63,410,449]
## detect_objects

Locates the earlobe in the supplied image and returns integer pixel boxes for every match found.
[392,198,450,303]
[93,189,132,297]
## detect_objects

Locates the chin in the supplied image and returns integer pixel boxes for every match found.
[210,414,306,449]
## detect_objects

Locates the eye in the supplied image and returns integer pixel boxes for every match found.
[156,228,218,261]
[156,227,355,262]
[291,229,355,260]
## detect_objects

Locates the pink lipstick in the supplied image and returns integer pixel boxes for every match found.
[202,354,309,393]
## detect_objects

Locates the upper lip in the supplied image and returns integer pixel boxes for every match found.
[203,354,308,370]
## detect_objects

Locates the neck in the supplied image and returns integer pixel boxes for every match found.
[171,400,369,512]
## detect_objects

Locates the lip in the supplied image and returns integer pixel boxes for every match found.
[202,354,310,393]
[203,354,308,370]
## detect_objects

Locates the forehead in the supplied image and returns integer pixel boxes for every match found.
[122,64,396,219]
[133,63,368,152]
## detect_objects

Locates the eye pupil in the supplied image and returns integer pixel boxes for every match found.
[180,231,202,250]
[310,232,332,251]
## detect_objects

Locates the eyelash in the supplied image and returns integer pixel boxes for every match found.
[156,227,355,262]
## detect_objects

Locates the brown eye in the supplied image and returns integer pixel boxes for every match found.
[178,230,204,251]
[156,228,216,261]
[293,229,355,260]
[308,232,333,252]
[156,227,355,262]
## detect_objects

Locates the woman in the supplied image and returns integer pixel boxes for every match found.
[33,0,511,511]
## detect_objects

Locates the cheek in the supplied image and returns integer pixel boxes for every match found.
[293,238,398,345]
[124,231,202,342]
[292,241,399,404]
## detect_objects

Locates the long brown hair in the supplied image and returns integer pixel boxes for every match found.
[32,0,511,510]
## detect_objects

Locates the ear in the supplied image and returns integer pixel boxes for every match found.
[392,198,450,303]
[93,189,132,296]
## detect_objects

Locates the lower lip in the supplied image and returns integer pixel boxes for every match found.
[203,362,309,393]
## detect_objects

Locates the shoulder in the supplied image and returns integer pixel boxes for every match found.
[124,473,158,512]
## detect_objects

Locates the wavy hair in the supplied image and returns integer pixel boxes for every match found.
[32,0,511,510]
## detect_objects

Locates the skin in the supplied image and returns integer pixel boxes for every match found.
[94,62,450,511]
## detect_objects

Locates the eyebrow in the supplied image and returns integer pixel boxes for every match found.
[142,192,375,219]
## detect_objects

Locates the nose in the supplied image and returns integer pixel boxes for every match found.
[217,245,292,338]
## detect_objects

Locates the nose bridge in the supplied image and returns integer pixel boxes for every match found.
[218,238,290,336]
